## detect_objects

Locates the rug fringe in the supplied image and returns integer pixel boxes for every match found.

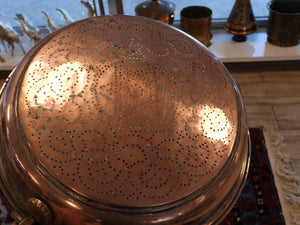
[261,126,300,225]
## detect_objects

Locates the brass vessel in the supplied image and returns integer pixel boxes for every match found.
[225,0,257,41]
[180,6,213,47]
[0,15,250,225]
[135,0,176,24]
[267,0,300,47]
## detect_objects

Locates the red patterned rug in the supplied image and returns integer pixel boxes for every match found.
[220,128,285,225]
[0,128,285,225]
[0,191,13,225]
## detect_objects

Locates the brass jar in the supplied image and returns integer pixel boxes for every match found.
[135,0,176,24]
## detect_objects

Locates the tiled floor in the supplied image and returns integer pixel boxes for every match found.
[225,61,300,178]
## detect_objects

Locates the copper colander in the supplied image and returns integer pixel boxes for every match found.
[0,15,249,225]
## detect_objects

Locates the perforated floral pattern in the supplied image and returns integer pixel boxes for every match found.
[18,15,238,207]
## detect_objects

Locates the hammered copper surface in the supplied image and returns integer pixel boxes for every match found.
[0,15,249,225]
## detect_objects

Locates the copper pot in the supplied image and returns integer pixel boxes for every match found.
[0,15,250,225]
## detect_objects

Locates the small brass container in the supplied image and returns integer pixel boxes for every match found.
[267,0,300,47]
[180,6,213,47]
[135,0,176,24]
[225,0,257,42]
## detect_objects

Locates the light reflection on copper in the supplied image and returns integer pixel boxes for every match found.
[28,172,40,186]
[198,105,232,144]
[31,61,88,107]
[15,154,25,170]
[64,199,82,210]
[6,105,11,122]
[5,106,10,137]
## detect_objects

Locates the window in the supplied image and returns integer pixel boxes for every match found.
[1,0,269,29]
[0,0,100,28]
[121,0,270,21]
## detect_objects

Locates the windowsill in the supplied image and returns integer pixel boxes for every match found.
[208,27,300,63]
[0,27,299,71]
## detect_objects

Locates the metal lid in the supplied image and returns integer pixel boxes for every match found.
[0,15,249,224]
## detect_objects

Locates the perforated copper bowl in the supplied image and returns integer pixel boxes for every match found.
[0,15,250,225]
